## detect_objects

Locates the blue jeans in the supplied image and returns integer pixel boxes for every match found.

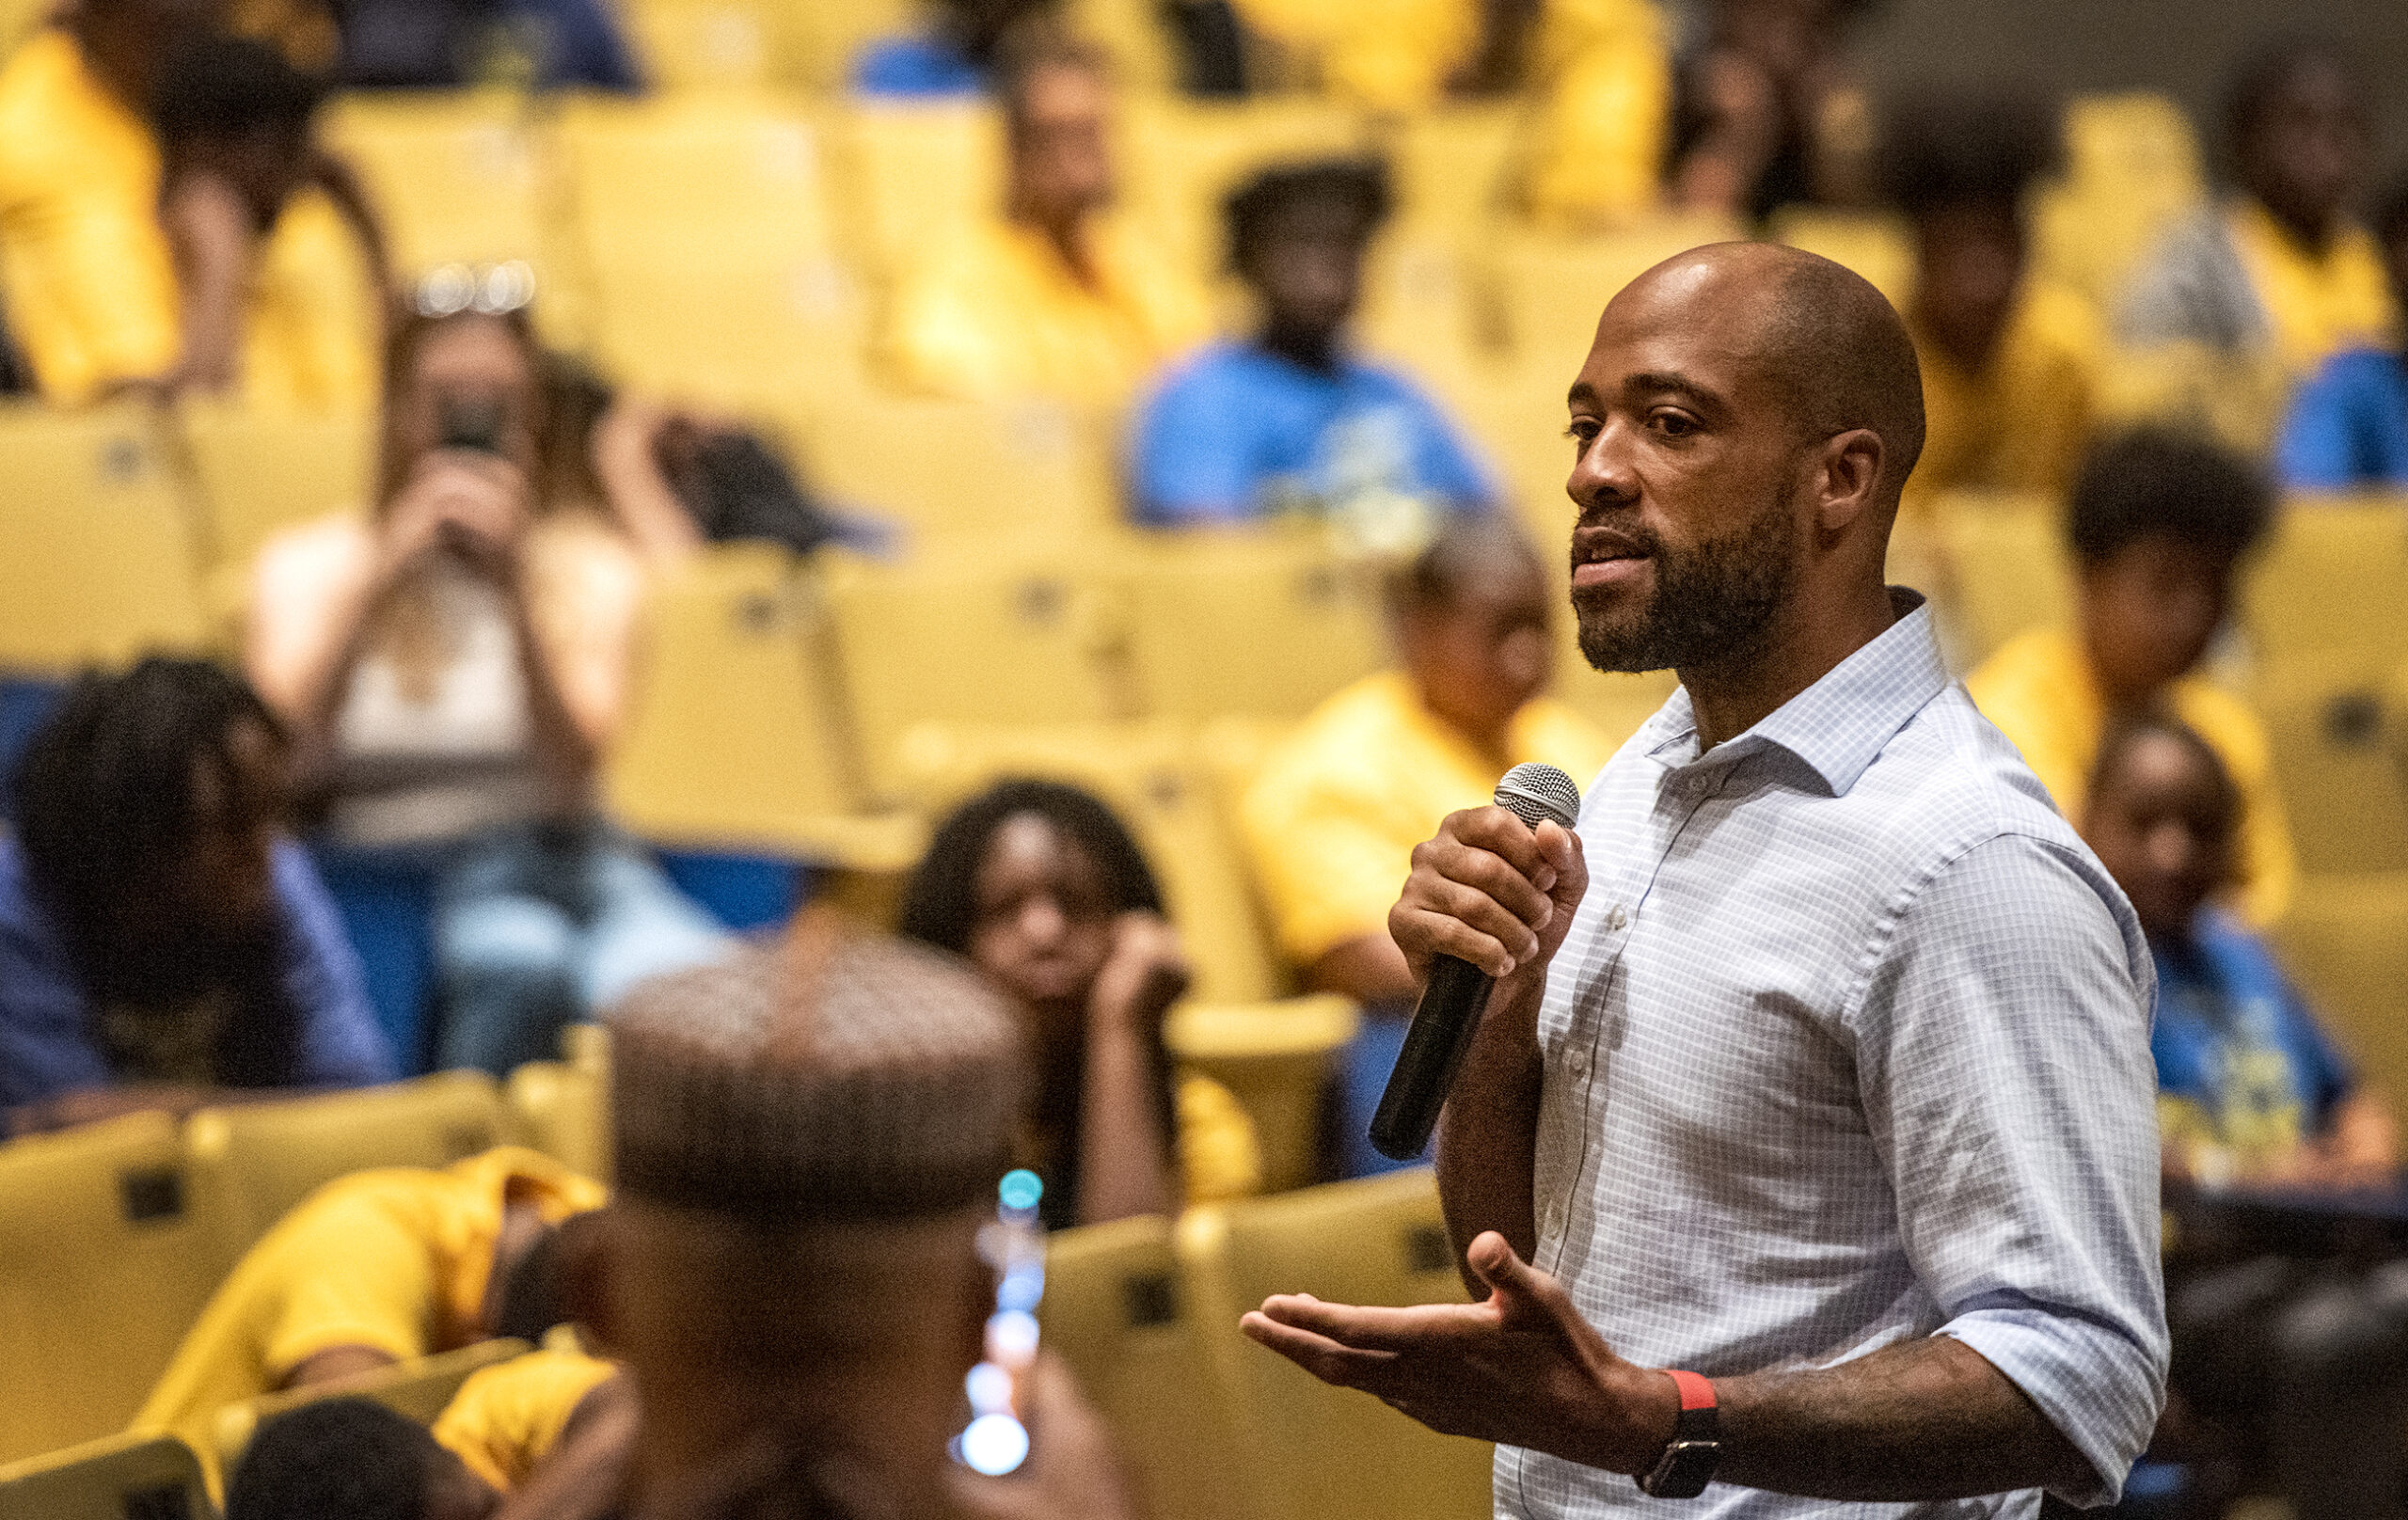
[435,821,734,1075]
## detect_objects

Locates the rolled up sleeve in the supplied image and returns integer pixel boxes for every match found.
[1850,833,2168,1507]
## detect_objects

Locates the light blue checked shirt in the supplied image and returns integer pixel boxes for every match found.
[1503,592,2166,1519]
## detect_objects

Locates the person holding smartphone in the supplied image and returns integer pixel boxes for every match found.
[244,300,728,1075]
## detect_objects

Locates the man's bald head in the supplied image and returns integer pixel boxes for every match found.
[1612,243,1925,504]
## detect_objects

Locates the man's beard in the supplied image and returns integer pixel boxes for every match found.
[1573,489,1797,674]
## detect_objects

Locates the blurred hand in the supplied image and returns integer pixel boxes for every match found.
[159,172,255,393]
[1086,911,1190,1039]
[379,451,531,579]
[950,1354,1138,1520]
[1389,807,1586,995]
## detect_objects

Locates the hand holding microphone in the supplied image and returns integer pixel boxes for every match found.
[1371,765,1587,1161]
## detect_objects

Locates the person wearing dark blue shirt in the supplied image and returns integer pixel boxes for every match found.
[2277,172,2408,492]
[0,659,392,1134]
[2081,711,2402,1520]
[1130,157,1497,530]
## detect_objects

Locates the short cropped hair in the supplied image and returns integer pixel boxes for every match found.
[2065,427,2276,568]
[224,1399,448,1520]
[1224,157,1393,271]
[150,34,324,145]
[1878,89,2061,217]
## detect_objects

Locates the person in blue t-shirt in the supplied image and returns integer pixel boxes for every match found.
[849,0,1056,98]
[2276,171,2408,493]
[2081,711,2404,1520]
[1129,157,1497,531]
[0,658,393,1136]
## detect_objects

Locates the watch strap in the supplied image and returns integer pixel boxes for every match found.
[1637,1369,1720,1499]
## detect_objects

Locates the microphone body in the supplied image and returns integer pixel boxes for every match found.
[1368,763,1583,1163]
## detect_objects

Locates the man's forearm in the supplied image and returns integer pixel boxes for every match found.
[1434,974,1545,1291]
[1716,1335,2093,1501]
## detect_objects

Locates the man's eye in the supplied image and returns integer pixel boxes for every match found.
[1649,410,1699,437]
[1563,420,1600,447]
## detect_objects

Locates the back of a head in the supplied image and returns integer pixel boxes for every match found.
[225,1399,462,1520]
[150,33,324,146]
[1223,157,1393,272]
[1877,87,2061,219]
[1387,514,1544,623]
[2066,426,2275,568]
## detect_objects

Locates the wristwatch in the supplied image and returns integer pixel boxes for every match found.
[1637,1369,1720,1499]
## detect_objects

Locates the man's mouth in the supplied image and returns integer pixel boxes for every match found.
[1571,532,1651,590]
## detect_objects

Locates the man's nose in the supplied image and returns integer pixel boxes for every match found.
[1568,420,1640,511]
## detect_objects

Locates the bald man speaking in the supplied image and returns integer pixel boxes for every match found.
[1243,244,2165,1517]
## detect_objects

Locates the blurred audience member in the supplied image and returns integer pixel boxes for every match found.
[1228,0,1480,113]
[898,780,1259,1228]
[2121,40,2395,391]
[1518,0,1672,231]
[1884,89,2101,506]
[2276,170,2408,492]
[136,1148,604,1463]
[1969,429,2292,926]
[1239,517,1612,1173]
[2082,714,2406,1520]
[850,0,1055,96]
[226,1398,499,1520]
[246,304,729,1076]
[0,657,393,1135]
[328,0,640,89]
[1132,158,1494,531]
[593,917,1138,1520]
[0,15,381,405]
[433,1347,634,1516]
[881,34,1207,408]
[1665,0,1876,224]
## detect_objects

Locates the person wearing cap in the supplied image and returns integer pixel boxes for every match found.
[578,911,1139,1520]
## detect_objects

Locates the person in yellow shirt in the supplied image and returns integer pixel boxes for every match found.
[896,785,1261,1227]
[1239,515,1614,1173]
[134,1147,607,1464]
[2118,40,2398,437]
[0,16,379,406]
[1517,0,1671,231]
[879,33,1206,409]
[432,1347,631,1512]
[1883,91,2102,509]
[1967,427,2294,927]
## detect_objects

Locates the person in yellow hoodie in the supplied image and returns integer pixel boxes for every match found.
[0,13,380,406]
[1968,428,2295,928]
[134,1148,606,1464]
[1241,515,1614,1174]
[879,31,1206,410]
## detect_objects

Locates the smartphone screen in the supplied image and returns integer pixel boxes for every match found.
[952,1168,1046,1477]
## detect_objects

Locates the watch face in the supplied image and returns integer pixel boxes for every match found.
[1643,1440,1720,1500]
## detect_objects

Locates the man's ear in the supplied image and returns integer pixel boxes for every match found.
[556,1208,623,1356]
[1814,427,1886,534]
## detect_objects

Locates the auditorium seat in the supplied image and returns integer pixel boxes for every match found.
[1166,996,1359,1194]
[209,1339,531,1491]
[892,721,1285,1004]
[823,101,1003,289]
[799,392,1117,544]
[0,404,207,676]
[1179,1169,1493,1520]
[1768,206,1916,309]
[504,1060,610,1183]
[177,404,373,576]
[0,1430,212,1520]
[2252,664,2408,878]
[1390,104,1522,245]
[2030,92,2205,312]
[1043,1216,1254,1520]
[603,544,926,871]
[621,0,775,88]
[1925,491,2075,668]
[2273,874,2408,1140]
[1119,530,1387,722]
[2242,499,2408,685]
[1487,216,1739,391]
[183,1072,506,1262]
[0,1114,230,1464]
[556,95,863,405]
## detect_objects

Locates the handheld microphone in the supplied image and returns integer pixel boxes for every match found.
[1369,763,1583,1163]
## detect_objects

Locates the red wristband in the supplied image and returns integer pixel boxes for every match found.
[1664,1368,1717,1412]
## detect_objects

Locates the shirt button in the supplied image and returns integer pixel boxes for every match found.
[1566,1047,1590,1079]
[1605,904,1628,931]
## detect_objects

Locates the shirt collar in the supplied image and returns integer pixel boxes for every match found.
[1638,589,1949,797]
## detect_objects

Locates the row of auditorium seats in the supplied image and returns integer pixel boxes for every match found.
[0,999,1360,1470]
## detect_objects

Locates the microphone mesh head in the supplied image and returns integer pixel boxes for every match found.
[1494,763,1581,831]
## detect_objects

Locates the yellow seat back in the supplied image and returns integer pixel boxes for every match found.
[1487,216,1740,390]
[1117,98,1371,280]
[1043,1216,1253,1520]
[1120,532,1388,721]
[893,722,1283,1004]
[177,405,374,576]
[1768,206,1916,309]
[2243,499,2408,685]
[0,1430,212,1520]
[211,1339,530,1490]
[826,102,1003,287]
[1180,1170,1491,1520]
[604,545,923,869]
[2032,92,2206,310]
[1166,997,1359,1194]
[2253,665,2408,877]
[2273,874,2408,1140]
[1926,492,2076,668]
[504,1060,610,1183]
[0,1115,230,1462]
[183,1072,504,1261]
[800,394,1117,544]
[0,404,206,673]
